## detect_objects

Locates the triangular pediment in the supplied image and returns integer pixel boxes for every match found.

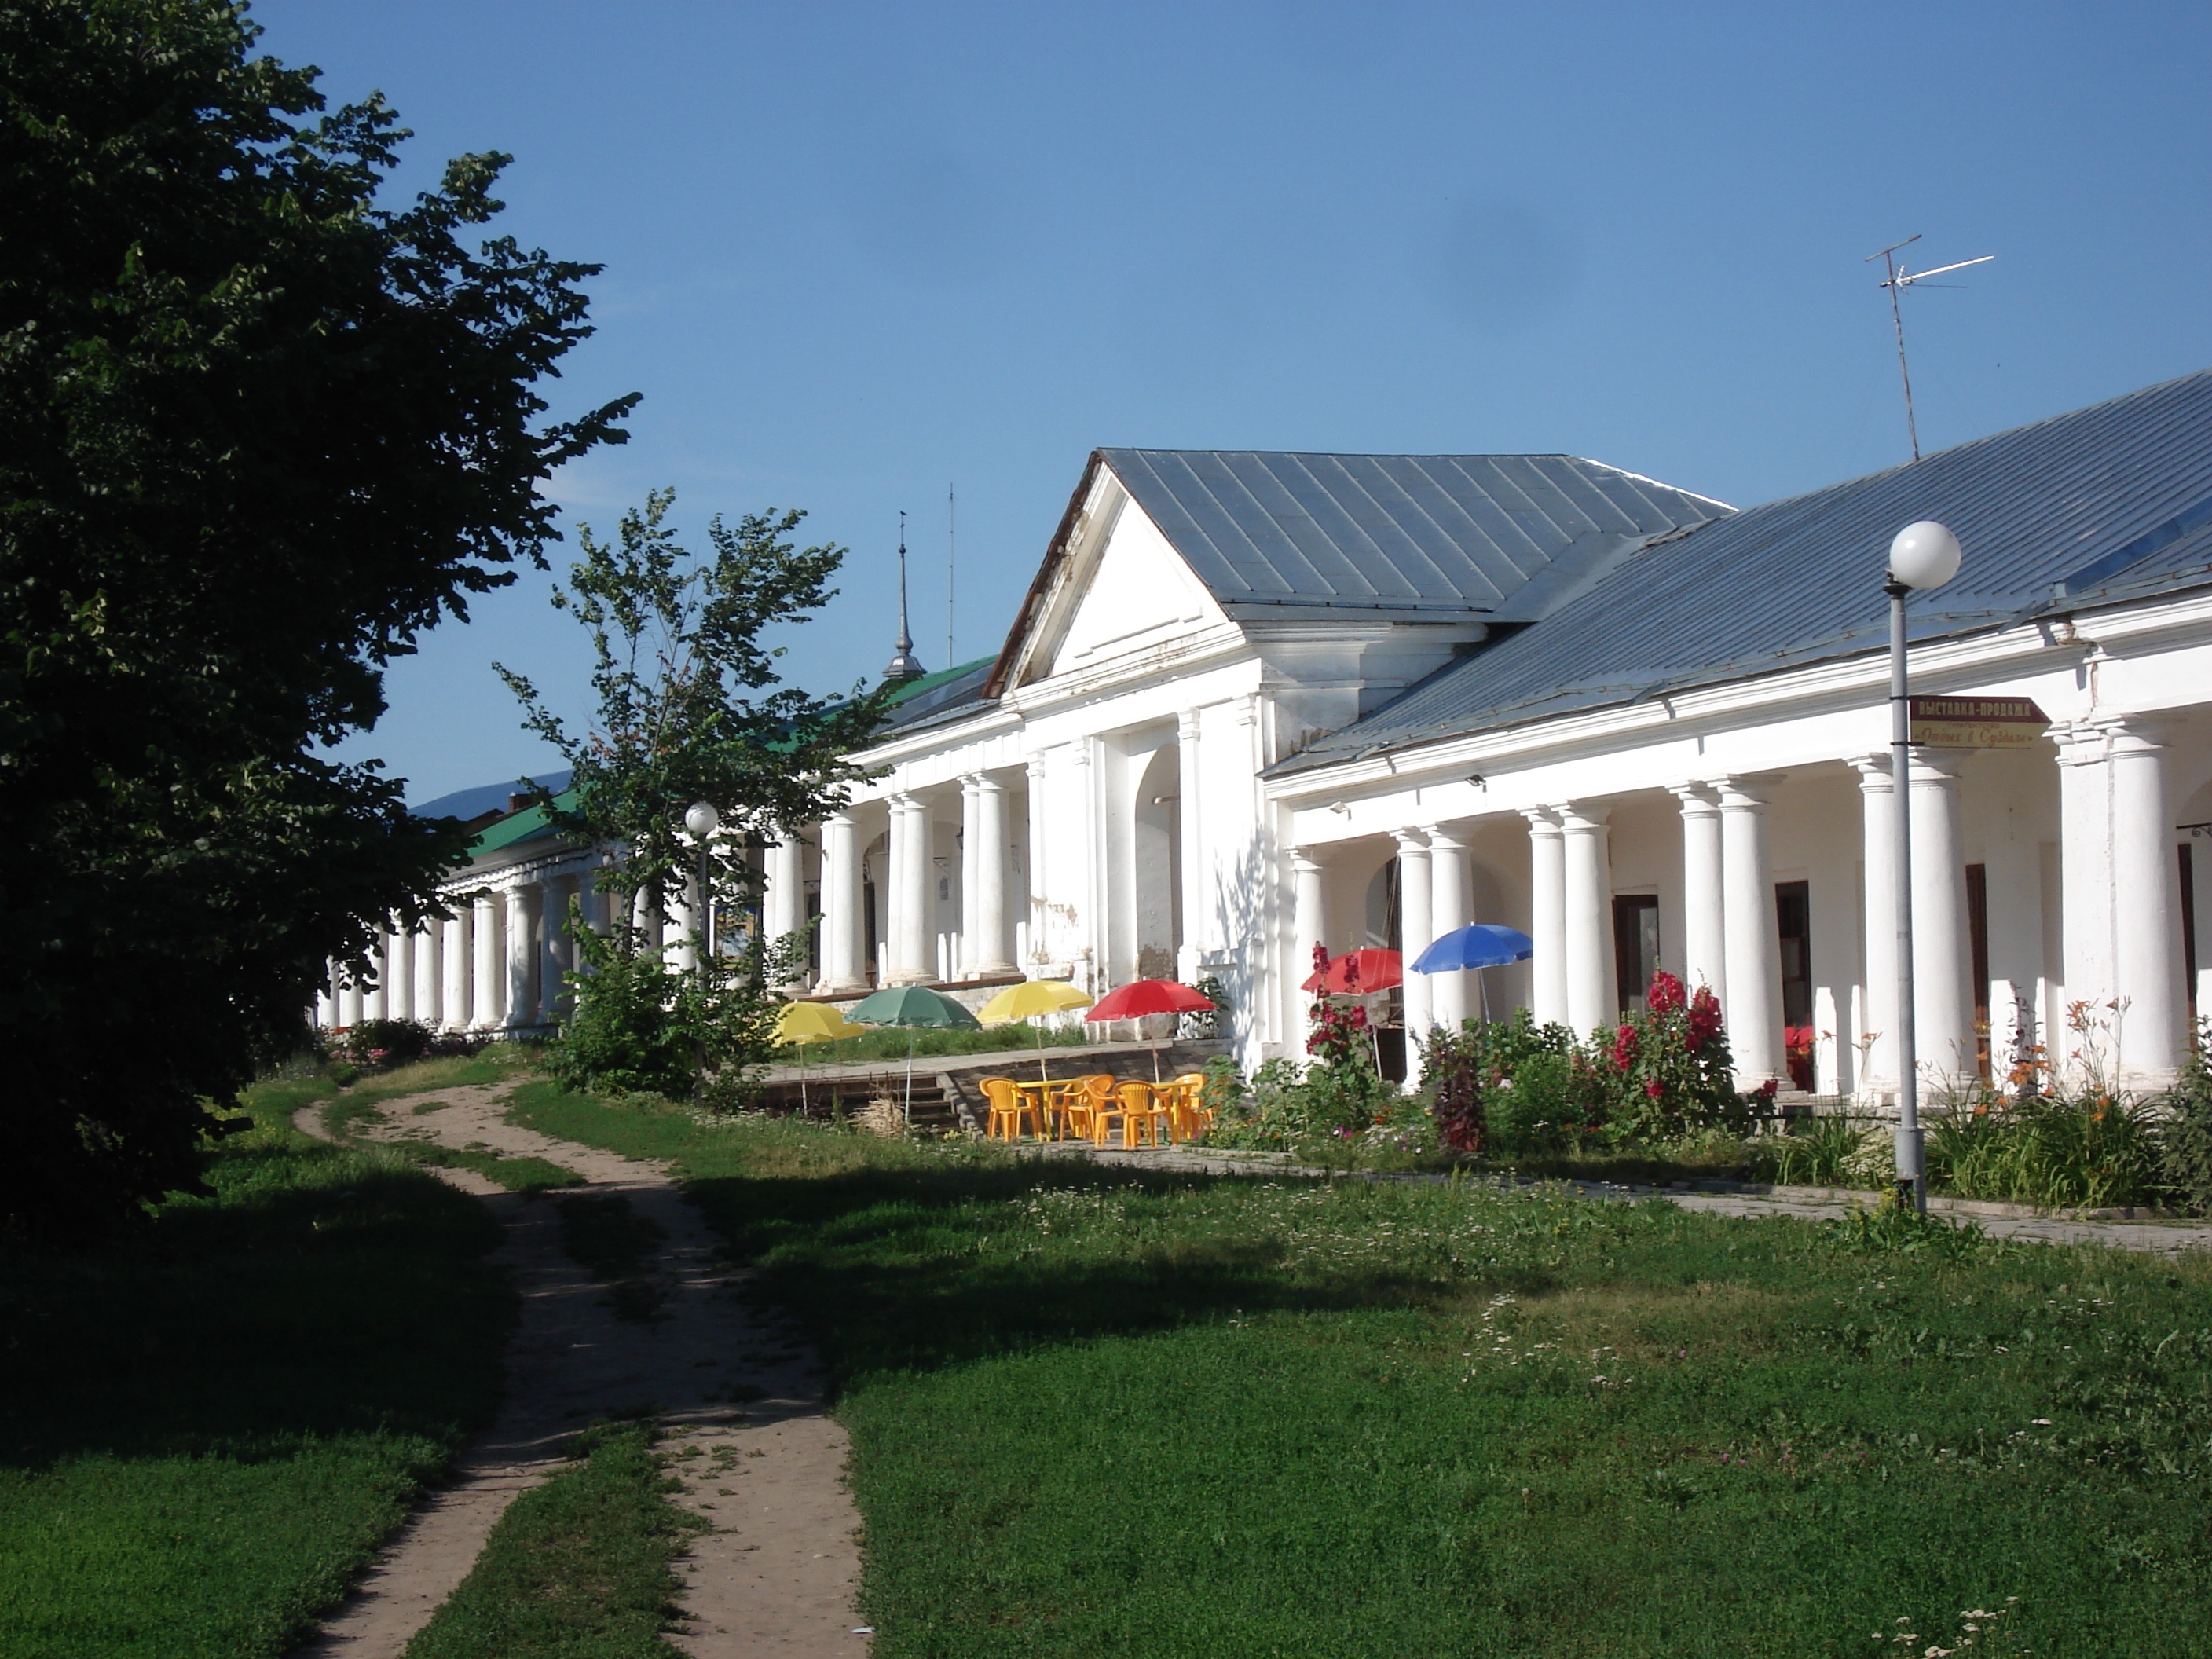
[1000,463,1238,692]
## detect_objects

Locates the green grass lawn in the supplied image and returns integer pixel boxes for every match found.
[511,1084,2212,1657]
[0,1069,516,1658]
[404,1419,698,1659]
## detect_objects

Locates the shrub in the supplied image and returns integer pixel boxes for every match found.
[2159,1019,2212,1214]
[339,1016,434,1067]
[1597,972,1755,1144]
[1925,1084,2162,1209]
[1744,1114,1882,1187]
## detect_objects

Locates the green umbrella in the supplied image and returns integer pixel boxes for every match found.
[848,985,980,1119]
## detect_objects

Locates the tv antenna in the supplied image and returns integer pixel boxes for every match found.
[1866,235,1994,461]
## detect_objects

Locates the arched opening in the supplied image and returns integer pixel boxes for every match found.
[1133,744,1182,980]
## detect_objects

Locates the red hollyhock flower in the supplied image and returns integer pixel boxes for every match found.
[1611,1024,1640,1072]
[1645,1080,1664,1099]
[1686,987,1723,1052]
[1646,970,1686,1016]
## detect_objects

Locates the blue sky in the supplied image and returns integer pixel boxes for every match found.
[258,1,2212,805]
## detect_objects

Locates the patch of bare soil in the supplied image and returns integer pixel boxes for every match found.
[291,1084,867,1657]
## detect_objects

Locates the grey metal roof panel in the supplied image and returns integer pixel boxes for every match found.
[1273,368,2212,775]
[875,657,997,736]
[1100,449,1730,618]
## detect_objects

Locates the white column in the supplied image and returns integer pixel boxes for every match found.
[888,794,929,984]
[1718,778,1782,1087]
[2193,828,2212,1028]
[1561,801,1616,1033]
[1291,847,1326,1038]
[973,775,1013,975]
[364,931,390,1021]
[883,796,909,982]
[663,863,698,976]
[1849,756,1899,1099]
[819,813,866,993]
[1907,752,1976,1086]
[1669,784,1726,1004]
[1176,709,1207,976]
[442,906,471,1031]
[1427,826,1471,1031]
[764,832,806,986]
[315,970,339,1031]
[1024,756,1049,969]
[412,924,439,1029]
[505,882,539,1029]
[1394,830,1434,1036]
[338,970,364,1028]
[958,778,982,976]
[1522,809,1567,1026]
[384,921,412,1022]
[472,891,503,1029]
[2106,718,2185,1084]
[540,874,573,1022]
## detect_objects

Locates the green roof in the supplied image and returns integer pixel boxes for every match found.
[883,655,994,705]
[463,657,999,864]
[469,786,580,856]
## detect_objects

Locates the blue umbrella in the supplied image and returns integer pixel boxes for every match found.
[1412,924,1534,973]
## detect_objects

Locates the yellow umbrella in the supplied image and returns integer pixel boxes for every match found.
[977,978,1095,1086]
[774,1000,859,1111]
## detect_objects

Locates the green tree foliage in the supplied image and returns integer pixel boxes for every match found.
[500,489,892,1100]
[0,2,635,1237]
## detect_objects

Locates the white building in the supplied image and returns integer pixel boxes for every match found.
[331,369,2212,1101]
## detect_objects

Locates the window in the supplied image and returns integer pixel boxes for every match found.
[1775,881,1813,1090]
[1966,863,1990,1081]
[1613,895,1660,1012]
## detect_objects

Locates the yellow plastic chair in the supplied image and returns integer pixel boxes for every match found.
[980,1076,1039,1141]
[1166,1071,1214,1142]
[1059,1074,1115,1142]
[1097,1079,1170,1148]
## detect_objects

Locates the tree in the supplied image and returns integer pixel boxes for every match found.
[0,1,635,1238]
[498,489,894,1101]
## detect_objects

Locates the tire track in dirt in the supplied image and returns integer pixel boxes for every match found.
[291,1083,867,1657]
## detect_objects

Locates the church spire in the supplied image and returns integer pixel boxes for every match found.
[882,509,926,684]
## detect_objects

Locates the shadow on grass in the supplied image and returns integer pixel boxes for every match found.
[0,1139,511,1475]
[679,1159,1542,1389]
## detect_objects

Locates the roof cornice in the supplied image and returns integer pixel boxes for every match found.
[1265,582,2212,803]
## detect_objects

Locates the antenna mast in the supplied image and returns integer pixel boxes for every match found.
[947,482,956,669]
[1866,235,1995,461]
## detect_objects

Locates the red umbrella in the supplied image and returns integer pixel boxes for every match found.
[1085,979,1217,1081]
[1300,948,1404,994]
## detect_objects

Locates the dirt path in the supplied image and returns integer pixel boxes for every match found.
[291,1084,868,1658]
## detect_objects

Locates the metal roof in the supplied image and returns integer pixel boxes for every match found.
[1100,449,1731,621]
[412,769,571,821]
[877,656,997,736]
[1273,368,2212,776]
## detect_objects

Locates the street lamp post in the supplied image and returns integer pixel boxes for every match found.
[683,800,720,1084]
[1884,520,1962,1217]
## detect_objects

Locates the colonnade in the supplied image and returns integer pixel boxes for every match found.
[319,857,607,1033]
[1293,716,2193,1095]
[766,770,1021,994]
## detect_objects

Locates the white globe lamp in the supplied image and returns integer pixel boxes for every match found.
[1888,520,1962,590]
[684,800,720,838]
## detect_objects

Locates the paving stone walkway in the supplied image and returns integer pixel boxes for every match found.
[1035,1141,2212,1254]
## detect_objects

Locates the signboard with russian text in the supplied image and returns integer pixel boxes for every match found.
[1906,696,2050,749]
